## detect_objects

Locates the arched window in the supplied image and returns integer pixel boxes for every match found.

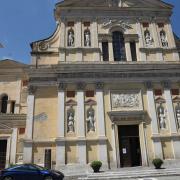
[112,31,126,61]
[1,95,8,113]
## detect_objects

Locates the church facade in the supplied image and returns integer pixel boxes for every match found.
[0,0,180,171]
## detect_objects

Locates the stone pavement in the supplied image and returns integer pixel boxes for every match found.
[64,166,180,180]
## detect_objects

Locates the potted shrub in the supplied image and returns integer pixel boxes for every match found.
[90,161,102,173]
[152,158,164,169]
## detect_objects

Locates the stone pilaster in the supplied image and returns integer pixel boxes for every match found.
[145,82,163,159]
[162,81,180,158]
[56,83,66,168]
[23,85,36,163]
[108,40,114,62]
[59,19,66,62]
[76,83,86,164]
[96,82,108,164]
[125,42,132,62]
[10,128,18,164]
[136,20,147,61]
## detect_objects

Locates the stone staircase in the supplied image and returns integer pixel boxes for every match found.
[77,168,180,180]
[64,167,180,180]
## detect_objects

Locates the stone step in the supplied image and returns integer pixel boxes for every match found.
[77,168,180,180]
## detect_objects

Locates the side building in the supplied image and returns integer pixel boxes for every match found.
[0,60,27,169]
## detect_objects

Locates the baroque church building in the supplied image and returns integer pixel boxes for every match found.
[0,0,180,171]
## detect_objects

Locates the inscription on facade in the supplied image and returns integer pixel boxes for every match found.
[111,90,143,110]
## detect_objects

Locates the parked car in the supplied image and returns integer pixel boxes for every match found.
[0,164,64,180]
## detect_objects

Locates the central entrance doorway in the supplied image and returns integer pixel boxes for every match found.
[118,125,142,167]
[0,140,7,169]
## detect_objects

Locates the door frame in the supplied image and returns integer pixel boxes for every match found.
[113,121,148,168]
[0,136,11,168]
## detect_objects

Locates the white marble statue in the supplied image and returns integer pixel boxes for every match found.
[144,30,153,46]
[86,107,95,132]
[67,112,75,132]
[68,31,74,47]
[84,31,91,47]
[158,105,166,130]
[175,103,180,129]
[160,31,168,47]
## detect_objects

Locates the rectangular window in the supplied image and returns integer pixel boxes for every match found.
[67,91,75,98]
[154,89,162,96]
[171,89,179,96]
[10,101,16,114]
[84,22,90,27]
[86,90,95,97]
[67,21,74,27]
[19,128,25,134]
[130,41,137,61]
[102,41,109,61]
[142,22,149,28]
[158,23,164,28]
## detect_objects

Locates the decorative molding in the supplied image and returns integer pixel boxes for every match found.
[173,96,180,103]
[111,90,143,111]
[102,18,132,31]
[85,99,97,106]
[66,99,77,106]
[155,97,166,104]
[39,41,49,51]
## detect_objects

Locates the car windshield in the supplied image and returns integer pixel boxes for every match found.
[31,164,48,170]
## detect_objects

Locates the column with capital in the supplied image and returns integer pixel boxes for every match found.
[56,83,66,169]
[23,85,36,163]
[162,81,180,158]
[76,83,86,164]
[145,82,163,159]
[96,83,108,166]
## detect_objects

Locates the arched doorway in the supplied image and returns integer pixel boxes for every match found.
[112,31,126,61]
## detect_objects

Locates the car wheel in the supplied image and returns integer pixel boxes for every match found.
[44,176,53,180]
[3,177,13,180]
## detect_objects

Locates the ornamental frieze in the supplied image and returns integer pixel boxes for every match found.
[111,90,143,111]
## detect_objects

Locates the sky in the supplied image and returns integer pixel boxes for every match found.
[0,0,180,64]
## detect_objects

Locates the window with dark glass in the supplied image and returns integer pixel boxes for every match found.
[102,41,109,61]
[112,31,126,61]
[130,41,137,61]
[1,95,8,113]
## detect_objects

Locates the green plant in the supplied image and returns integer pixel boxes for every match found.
[90,161,102,173]
[152,158,163,169]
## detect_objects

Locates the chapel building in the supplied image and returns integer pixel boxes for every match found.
[0,0,180,171]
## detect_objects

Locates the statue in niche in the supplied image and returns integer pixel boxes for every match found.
[68,30,74,47]
[86,106,95,132]
[157,104,166,130]
[144,30,153,46]
[175,103,180,129]
[84,30,91,47]
[160,30,168,47]
[67,106,75,132]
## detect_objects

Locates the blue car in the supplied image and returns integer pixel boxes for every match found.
[0,164,64,180]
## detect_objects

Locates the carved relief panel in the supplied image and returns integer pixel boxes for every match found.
[111,90,143,111]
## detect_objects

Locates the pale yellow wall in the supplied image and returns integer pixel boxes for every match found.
[33,87,58,140]
[66,142,77,164]
[87,141,98,163]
